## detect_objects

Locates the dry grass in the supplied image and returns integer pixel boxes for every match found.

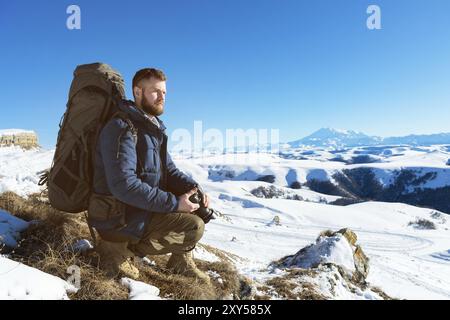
[262,261,393,300]
[262,269,327,300]
[0,191,129,299]
[0,191,246,300]
[198,243,243,265]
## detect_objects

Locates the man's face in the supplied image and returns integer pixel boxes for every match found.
[135,78,166,116]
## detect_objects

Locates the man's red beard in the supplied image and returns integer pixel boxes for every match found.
[141,92,164,116]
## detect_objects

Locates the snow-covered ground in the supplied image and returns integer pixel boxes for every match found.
[0,209,78,300]
[0,146,54,197]
[175,148,450,300]
[202,191,450,299]
[120,278,162,300]
[0,255,78,300]
[0,209,30,248]
[0,144,449,299]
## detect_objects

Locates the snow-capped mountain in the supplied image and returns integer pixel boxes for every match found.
[288,128,450,148]
[289,128,381,148]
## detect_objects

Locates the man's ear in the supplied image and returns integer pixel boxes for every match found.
[133,86,142,99]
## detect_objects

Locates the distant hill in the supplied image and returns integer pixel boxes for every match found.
[0,129,38,149]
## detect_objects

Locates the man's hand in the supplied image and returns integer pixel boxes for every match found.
[202,192,210,208]
[177,188,201,213]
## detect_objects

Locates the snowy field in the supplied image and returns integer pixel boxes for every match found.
[0,144,449,300]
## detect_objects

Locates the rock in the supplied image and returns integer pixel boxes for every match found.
[274,227,370,284]
[251,185,303,201]
[353,245,370,282]
[335,228,369,283]
[290,181,302,189]
[408,218,436,230]
[256,175,276,183]
[272,216,281,226]
[72,239,94,253]
[239,276,257,299]
[337,228,358,246]
[0,130,38,149]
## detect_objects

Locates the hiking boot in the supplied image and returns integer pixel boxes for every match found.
[96,240,140,280]
[167,251,211,284]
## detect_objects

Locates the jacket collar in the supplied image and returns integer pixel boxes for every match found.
[118,99,167,133]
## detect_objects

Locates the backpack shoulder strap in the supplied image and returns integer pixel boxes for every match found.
[108,110,138,148]
[112,111,137,140]
[110,111,143,174]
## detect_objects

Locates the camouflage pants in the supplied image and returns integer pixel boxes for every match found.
[130,212,205,256]
[88,194,205,256]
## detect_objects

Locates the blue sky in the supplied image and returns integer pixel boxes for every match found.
[1,0,450,149]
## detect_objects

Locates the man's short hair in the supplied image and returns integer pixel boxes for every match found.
[132,68,167,89]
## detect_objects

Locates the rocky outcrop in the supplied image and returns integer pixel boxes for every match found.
[274,228,369,284]
[0,130,38,149]
[261,228,389,300]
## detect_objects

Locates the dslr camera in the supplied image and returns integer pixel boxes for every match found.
[189,185,220,224]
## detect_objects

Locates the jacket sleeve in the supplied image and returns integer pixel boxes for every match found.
[166,152,198,196]
[99,118,179,213]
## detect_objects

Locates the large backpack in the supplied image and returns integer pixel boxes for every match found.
[39,63,128,213]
